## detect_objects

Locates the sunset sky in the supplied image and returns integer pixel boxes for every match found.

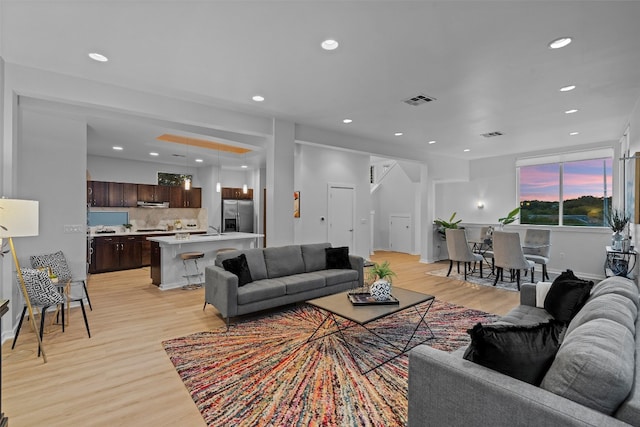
[520,159,612,202]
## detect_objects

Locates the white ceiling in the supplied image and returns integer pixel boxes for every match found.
[2,1,640,168]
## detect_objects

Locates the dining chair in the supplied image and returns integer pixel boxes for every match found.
[31,250,93,310]
[445,228,483,280]
[522,229,551,280]
[12,268,65,357]
[491,231,535,290]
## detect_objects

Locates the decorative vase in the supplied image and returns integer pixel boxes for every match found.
[612,232,623,250]
[370,279,391,301]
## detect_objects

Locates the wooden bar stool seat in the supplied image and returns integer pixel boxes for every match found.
[180,252,204,290]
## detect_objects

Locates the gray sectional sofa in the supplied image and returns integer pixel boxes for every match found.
[408,275,640,426]
[204,243,363,322]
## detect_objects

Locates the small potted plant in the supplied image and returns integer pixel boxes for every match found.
[368,261,397,301]
[123,223,133,233]
[607,209,629,250]
[433,212,462,239]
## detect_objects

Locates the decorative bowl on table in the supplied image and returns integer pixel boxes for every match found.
[369,280,391,301]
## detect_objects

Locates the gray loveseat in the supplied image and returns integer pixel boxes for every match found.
[204,243,363,322]
[408,275,640,426]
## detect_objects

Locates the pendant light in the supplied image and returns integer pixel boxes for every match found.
[216,148,221,193]
[184,146,191,190]
[242,152,248,194]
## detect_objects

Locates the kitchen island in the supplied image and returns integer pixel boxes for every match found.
[147,232,263,290]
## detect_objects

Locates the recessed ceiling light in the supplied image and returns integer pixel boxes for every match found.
[463,149,471,152]
[548,37,572,49]
[428,140,436,144]
[394,132,403,136]
[195,158,203,163]
[569,131,580,136]
[321,39,339,51]
[149,152,159,156]
[560,85,576,92]
[112,146,123,151]
[252,95,265,102]
[565,109,579,114]
[241,164,248,169]
[88,52,108,62]
[343,118,353,124]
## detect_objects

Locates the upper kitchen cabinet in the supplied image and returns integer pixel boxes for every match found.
[221,187,253,200]
[108,182,138,207]
[170,186,201,208]
[138,184,170,203]
[87,181,109,207]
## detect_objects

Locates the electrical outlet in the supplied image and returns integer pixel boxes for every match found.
[559,252,565,259]
[64,225,85,233]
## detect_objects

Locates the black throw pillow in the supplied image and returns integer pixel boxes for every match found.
[325,246,351,269]
[222,253,253,286]
[543,269,593,323]
[463,321,564,385]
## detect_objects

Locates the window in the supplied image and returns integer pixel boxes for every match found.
[518,151,613,227]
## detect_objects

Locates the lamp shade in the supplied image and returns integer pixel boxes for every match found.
[0,199,39,238]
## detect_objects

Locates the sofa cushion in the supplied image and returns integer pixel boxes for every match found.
[216,249,268,281]
[313,269,359,287]
[278,273,326,295]
[222,254,253,286]
[325,246,351,269]
[236,279,287,305]
[541,318,635,415]
[544,270,593,323]
[535,282,553,308]
[463,321,564,385]
[589,276,639,308]
[566,293,637,336]
[499,304,554,326]
[301,243,331,272]
[263,245,305,278]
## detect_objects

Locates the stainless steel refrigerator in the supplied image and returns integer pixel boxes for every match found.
[222,199,254,233]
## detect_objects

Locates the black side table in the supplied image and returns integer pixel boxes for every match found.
[605,246,637,278]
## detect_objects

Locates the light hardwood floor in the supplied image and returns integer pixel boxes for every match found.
[2,251,519,426]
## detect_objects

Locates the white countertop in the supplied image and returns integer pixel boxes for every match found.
[147,232,263,245]
[91,228,207,237]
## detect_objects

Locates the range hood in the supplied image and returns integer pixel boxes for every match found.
[137,201,169,208]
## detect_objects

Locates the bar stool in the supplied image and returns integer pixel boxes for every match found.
[180,252,204,290]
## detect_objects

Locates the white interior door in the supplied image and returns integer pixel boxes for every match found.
[328,185,355,250]
[389,215,412,253]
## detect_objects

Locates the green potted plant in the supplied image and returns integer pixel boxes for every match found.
[607,209,629,250]
[433,212,462,239]
[498,207,520,228]
[368,261,397,301]
[123,223,133,232]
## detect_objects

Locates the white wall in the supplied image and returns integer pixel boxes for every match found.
[294,143,371,259]
[87,155,201,186]
[10,108,87,329]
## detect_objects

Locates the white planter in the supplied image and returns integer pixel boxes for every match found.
[370,279,391,301]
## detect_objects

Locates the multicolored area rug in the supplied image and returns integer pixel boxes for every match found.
[427,266,557,291]
[162,300,498,426]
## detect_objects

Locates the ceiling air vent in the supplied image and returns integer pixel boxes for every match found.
[402,94,437,106]
[481,131,504,138]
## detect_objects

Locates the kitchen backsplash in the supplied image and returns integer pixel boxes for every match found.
[89,207,207,231]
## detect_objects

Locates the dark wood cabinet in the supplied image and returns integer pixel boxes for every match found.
[138,184,169,203]
[221,187,253,200]
[108,182,138,207]
[87,181,109,207]
[90,236,142,273]
[151,241,161,285]
[170,186,202,208]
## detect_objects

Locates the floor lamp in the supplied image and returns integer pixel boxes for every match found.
[0,199,45,362]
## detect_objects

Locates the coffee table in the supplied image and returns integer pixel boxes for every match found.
[306,288,435,374]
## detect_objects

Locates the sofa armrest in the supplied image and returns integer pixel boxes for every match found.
[408,345,627,427]
[520,283,537,307]
[348,254,364,287]
[204,266,239,319]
